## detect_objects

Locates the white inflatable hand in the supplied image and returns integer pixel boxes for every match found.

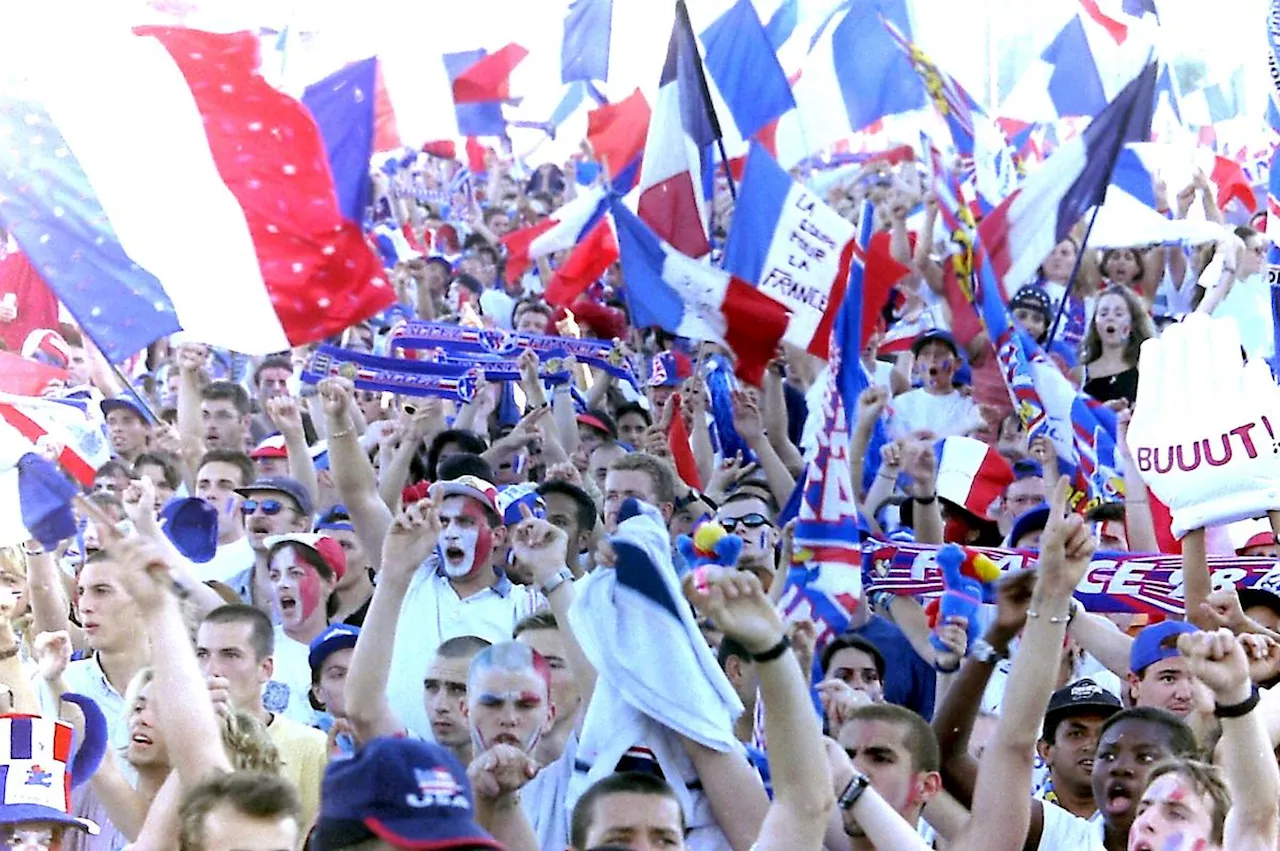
[1126,313,1280,539]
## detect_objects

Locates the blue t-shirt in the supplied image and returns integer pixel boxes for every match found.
[852,616,937,720]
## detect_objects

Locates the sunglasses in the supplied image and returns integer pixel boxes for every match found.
[721,513,772,530]
[240,498,286,516]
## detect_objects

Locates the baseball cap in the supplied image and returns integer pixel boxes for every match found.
[1008,503,1050,549]
[311,737,502,851]
[1010,285,1053,321]
[1042,678,1122,741]
[1227,517,1275,554]
[1238,571,1280,621]
[309,623,360,674]
[576,409,617,439]
[158,497,219,564]
[314,504,354,533]
[911,329,959,358]
[235,476,314,518]
[497,483,545,526]
[250,434,289,460]
[264,532,347,583]
[1130,621,1198,674]
[429,475,500,518]
[100,392,155,425]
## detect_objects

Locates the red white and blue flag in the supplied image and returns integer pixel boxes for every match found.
[0,27,394,364]
[610,199,789,385]
[721,144,856,360]
[500,185,616,305]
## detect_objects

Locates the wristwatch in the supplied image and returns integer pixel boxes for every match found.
[540,567,574,597]
[970,638,1008,665]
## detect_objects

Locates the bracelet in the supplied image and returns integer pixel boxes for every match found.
[1214,685,1260,719]
[1025,608,1073,624]
[20,544,44,557]
[934,659,961,674]
[837,772,871,811]
[877,471,898,481]
[328,428,355,440]
[0,645,19,661]
[912,493,937,504]
[751,635,791,663]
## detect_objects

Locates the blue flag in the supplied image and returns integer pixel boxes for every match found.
[1043,17,1107,117]
[444,50,507,137]
[561,0,612,83]
[815,0,926,132]
[764,0,799,50]
[700,0,796,138]
[302,58,376,224]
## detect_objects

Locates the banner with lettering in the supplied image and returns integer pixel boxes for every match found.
[721,143,857,360]
[301,345,573,402]
[387,320,639,387]
[862,539,1280,616]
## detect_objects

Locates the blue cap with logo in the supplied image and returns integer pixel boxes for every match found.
[311,737,502,851]
[1130,621,1199,674]
[308,623,361,675]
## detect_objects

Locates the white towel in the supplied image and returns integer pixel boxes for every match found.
[567,501,745,850]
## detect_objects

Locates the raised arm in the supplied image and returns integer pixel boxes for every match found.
[82,499,231,786]
[22,543,81,650]
[1183,629,1279,851]
[319,377,393,566]
[952,477,1095,851]
[345,494,442,743]
[174,344,208,481]
[689,570,830,851]
[265,395,320,510]
[732,389,795,510]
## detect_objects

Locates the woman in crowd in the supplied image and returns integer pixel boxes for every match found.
[1076,285,1154,406]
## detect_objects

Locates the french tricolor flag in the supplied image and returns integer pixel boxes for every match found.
[979,61,1157,299]
[935,436,1015,520]
[722,144,856,360]
[499,185,616,305]
[611,199,789,385]
[0,25,393,364]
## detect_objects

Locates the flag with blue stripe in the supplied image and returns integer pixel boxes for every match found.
[302,58,376,224]
[561,0,612,83]
[700,0,795,139]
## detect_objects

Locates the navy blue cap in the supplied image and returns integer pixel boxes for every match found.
[911,329,959,358]
[159,497,219,563]
[100,393,155,425]
[314,504,353,532]
[1013,458,1045,480]
[235,476,313,518]
[1130,621,1198,674]
[309,623,360,674]
[16,453,78,549]
[1009,503,1051,549]
[311,737,501,851]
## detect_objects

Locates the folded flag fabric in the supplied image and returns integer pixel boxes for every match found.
[301,58,377,225]
[561,0,613,84]
[585,89,651,189]
[611,200,790,385]
[722,143,857,361]
[934,436,1014,520]
[452,43,528,104]
[544,218,619,307]
[501,185,611,285]
[0,26,393,363]
[0,352,67,398]
[0,392,109,487]
[979,61,1157,298]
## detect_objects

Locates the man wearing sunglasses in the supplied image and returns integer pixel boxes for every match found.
[716,492,779,585]
[225,476,313,618]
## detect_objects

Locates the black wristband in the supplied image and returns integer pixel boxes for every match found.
[1214,685,1260,719]
[751,635,791,663]
[837,772,870,810]
[912,493,937,504]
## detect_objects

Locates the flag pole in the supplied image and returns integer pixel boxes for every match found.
[1044,55,1156,344]
[674,0,738,201]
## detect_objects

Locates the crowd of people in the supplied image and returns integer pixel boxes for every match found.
[4,50,1280,851]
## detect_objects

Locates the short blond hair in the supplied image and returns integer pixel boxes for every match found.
[221,710,282,774]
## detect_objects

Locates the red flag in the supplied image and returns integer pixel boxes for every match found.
[422,140,458,160]
[465,137,489,174]
[1210,155,1256,212]
[666,394,702,490]
[372,60,401,152]
[1077,0,1128,44]
[452,44,528,104]
[587,89,651,180]
[545,219,619,306]
[0,352,67,397]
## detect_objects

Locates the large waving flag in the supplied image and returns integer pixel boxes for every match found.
[722,144,857,360]
[611,200,790,384]
[0,26,393,364]
[0,393,110,487]
[980,61,1157,299]
[452,44,528,105]
[699,0,796,141]
[636,0,720,259]
[586,89,651,191]
[772,0,926,168]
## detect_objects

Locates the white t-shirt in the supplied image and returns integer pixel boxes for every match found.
[1211,272,1274,360]
[264,625,318,726]
[521,734,576,851]
[888,387,982,439]
[201,536,253,584]
[1037,801,1106,850]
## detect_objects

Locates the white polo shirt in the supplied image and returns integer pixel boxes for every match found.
[385,562,541,739]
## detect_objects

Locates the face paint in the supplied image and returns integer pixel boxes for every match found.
[298,564,324,621]
[440,526,480,578]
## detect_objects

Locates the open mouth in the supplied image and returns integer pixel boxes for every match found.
[1103,781,1133,815]
[1104,324,1118,335]
[1078,758,1094,772]
[444,545,466,562]
[131,732,153,747]
[249,520,272,535]
[278,594,297,616]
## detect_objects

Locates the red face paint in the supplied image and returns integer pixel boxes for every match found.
[298,566,324,622]
[462,501,494,572]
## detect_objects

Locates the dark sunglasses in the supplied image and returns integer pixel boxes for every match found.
[240,498,286,516]
[722,513,772,530]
